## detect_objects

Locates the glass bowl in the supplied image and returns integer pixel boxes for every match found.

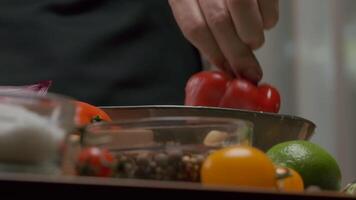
[0,91,76,175]
[101,106,316,151]
[71,116,253,182]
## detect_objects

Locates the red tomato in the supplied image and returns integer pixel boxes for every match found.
[257,84,281,113]
[185,71,281,113]
[185,71,231,107]
[219,79,260,111]
[76,147,117,177]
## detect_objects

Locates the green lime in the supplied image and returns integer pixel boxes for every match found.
[267,140,341,191]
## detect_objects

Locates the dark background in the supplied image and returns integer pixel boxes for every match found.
[0,0,202,105]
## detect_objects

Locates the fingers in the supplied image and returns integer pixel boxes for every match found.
[226,0,265,50]
[168,0,226,69]
[168,0,274,82]
[258,0,279,29]
[198,0,262,82]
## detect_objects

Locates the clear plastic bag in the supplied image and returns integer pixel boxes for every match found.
[0,80,52,96]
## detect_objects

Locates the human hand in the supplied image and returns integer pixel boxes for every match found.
[169,0,279,82]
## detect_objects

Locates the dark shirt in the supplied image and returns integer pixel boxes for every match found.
[0,0,202,105]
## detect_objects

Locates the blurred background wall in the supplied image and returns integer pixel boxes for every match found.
[256,0,356,185]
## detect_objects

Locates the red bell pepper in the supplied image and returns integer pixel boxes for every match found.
[185,71,281,113]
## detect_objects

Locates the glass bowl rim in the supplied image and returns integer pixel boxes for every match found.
[85,116,253,130]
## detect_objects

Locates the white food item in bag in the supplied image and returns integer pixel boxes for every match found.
[0,104,64,164]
